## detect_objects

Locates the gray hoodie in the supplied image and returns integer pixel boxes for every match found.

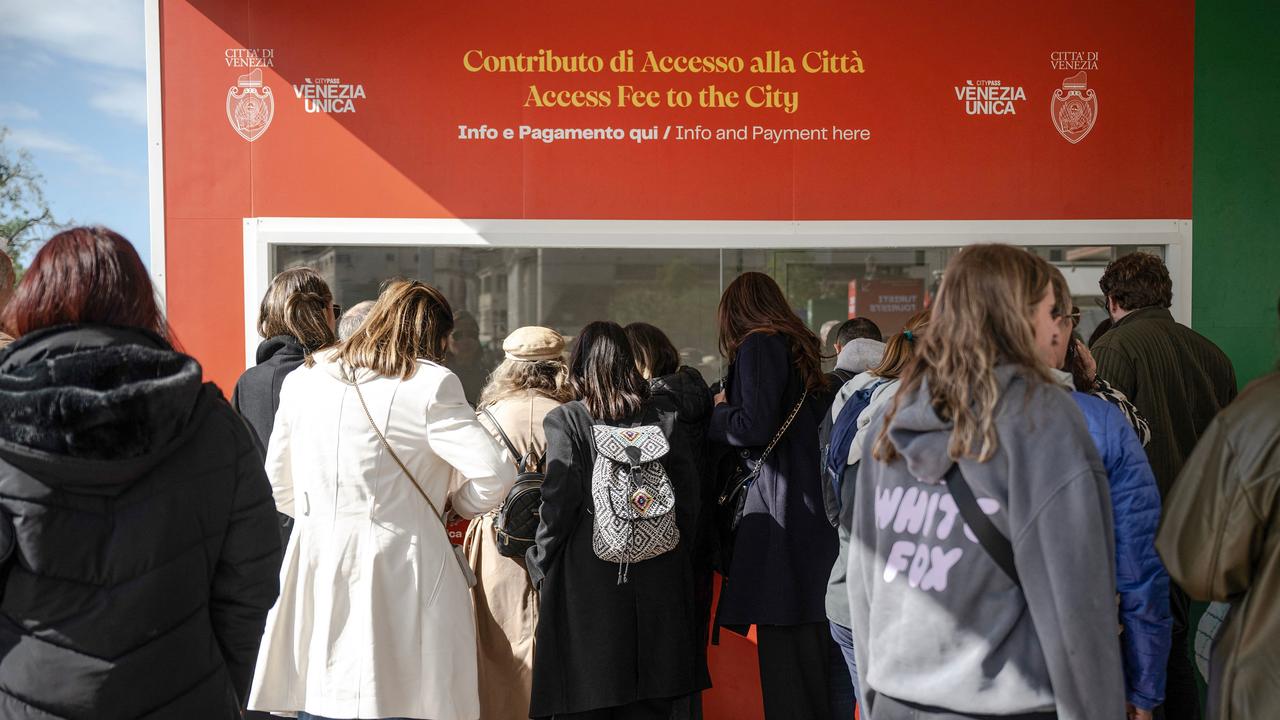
[835,338,887,375]
[848,365,1125,719]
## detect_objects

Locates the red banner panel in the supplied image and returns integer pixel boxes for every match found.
[164,0,1193,223]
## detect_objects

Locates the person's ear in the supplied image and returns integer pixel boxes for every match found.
[833,342,844,354]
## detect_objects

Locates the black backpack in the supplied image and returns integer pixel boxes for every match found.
[482,409,545,558]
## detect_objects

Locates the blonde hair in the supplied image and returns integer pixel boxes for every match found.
[477,357,573,409]
[334,280,454,380]
[869,309,931,380]
[257,267,335,365]
[874,245,1055,463]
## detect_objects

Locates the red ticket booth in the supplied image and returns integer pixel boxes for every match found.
[145,1,1194,716]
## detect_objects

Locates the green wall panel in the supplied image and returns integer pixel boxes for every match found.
[1193,2,1280,385]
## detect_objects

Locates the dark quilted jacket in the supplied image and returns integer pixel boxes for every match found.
[0,325,282,719]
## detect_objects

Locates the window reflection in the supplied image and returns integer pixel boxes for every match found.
[272,244,1164,396]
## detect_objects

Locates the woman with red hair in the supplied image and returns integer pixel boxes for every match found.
[0,227,282,719]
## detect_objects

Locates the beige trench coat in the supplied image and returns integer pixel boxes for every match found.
[463,392,562,720]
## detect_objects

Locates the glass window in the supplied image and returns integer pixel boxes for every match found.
[271,243,1164,397]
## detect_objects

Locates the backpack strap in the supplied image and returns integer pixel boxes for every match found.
[481,407,536,473]
[945,463,1022,589]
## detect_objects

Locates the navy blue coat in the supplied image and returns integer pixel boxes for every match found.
[710,332,837,627]
[1072,391,1171,710]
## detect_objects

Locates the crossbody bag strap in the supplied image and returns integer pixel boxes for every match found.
[343,366,447,526]
[945,463,1022,589]
[751,389,809,479]
[720,389,810,506]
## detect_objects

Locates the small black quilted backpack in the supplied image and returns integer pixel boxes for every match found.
[482,409,545,558]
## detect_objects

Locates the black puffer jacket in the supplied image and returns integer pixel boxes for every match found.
[649,366,714,693]
[650,366,713,475]
[0,325,283,719]
[231,335,307,455]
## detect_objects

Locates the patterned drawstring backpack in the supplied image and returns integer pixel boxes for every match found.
[590,424,680,583]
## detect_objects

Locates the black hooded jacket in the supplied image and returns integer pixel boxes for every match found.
[649,366,713,474]
[231,335,307,456]
[648,366,715,692]
[0,326,283,719]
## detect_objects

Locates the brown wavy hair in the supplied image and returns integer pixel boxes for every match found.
[717,272,825,393]
[334,279,454,380]
[258,267,335,365]
[874,245,1055,463]
[869,309,931,380]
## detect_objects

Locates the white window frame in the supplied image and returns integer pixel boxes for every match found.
[242,217,1192,369]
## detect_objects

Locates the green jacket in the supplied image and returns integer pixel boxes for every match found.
[1157,372,1280,720]
[1092,306,1237,496]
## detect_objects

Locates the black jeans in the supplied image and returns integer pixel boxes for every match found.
[1156,585,1202,720]
[757,622,833,720]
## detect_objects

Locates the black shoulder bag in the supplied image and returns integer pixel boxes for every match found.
[481,408,546,559]
[945,464,1021,588]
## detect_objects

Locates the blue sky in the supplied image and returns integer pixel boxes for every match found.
[0,1,150,267]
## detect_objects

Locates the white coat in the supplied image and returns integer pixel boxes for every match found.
[248,350,515,720]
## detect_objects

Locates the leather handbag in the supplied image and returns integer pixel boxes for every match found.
[345,366,477,588]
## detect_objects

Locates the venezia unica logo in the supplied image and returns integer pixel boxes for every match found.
[292,77,368,114]
[226,68,275,142]
[953,80,1026,116]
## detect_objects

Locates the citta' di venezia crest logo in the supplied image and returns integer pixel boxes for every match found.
[226,68,274,142]
[1050,71,1098,144]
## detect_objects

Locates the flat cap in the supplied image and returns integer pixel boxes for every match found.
[503,326,564,362]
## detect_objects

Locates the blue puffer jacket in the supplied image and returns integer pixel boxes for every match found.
[1072,391,1171,710]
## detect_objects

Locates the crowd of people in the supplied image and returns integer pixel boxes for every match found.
[0,226,1274,720]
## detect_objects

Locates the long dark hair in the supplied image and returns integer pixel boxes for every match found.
[1063,331,1093,392]
[569,321,650,422]
[624,322,680,379]
[2,226,169,339]
[717,272,825,393]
